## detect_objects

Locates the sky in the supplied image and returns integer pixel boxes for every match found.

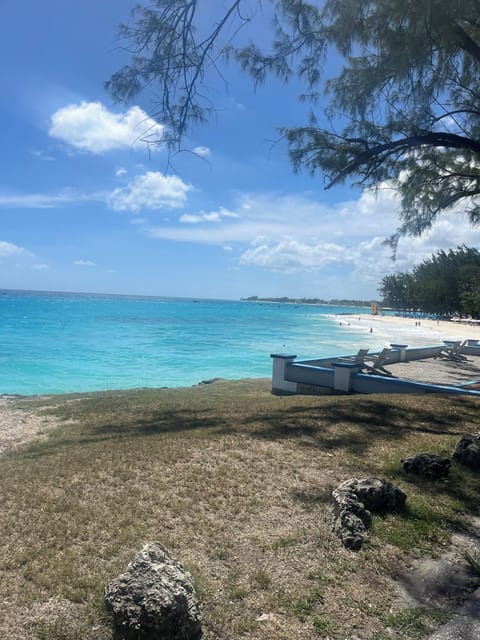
[2,1,480,301]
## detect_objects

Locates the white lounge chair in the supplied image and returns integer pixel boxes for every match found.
[348,348,370,364]
[364,348,393,376]
[439,340,468,362]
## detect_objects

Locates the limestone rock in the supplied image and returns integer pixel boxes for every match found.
[105,542,202,640]
[349,477,406,511]
[401,453,451,479]
[332,478,406,551]
[332,504,370,551]
[453,433,480,470]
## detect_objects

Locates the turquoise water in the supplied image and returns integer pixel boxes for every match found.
[0,290,376,395]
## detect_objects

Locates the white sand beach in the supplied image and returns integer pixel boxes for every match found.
[324,313,480,388]
[334,313,480,350]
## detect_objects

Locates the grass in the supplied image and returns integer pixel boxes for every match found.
[1,380,479,639]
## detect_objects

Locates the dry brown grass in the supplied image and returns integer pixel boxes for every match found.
[1,381,479,639]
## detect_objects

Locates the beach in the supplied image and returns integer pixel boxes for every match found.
[337,313,480,347]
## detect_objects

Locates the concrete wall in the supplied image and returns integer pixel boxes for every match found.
[404,346,443,360]
[272,344,480,397]
[464,345,480,356]
[286,363,334,388]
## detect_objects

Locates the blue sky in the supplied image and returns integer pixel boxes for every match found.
[2,1,479,300]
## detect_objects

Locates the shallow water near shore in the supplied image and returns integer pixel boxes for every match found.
[0,289,442,395]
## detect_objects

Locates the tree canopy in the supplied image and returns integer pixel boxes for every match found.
[378,246,480,316]
[107,0,480,244]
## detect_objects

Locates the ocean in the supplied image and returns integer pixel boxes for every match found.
[0,289,406,396]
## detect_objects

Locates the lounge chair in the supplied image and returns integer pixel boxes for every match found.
[347,348,370,364]
[439,340,468,362]
[363,348,393,376]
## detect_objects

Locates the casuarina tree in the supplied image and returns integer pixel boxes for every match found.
[107,0,480,246]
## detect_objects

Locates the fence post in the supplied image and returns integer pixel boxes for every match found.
[270,354,298,395]
[332,361,362,392]
[390,343,408,362]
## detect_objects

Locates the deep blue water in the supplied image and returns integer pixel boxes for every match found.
[0,290,376,395]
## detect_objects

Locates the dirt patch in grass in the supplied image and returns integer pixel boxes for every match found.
[0,395,68,457]
[1,380,479,639]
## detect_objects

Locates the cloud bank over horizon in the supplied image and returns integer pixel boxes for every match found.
[147,186,480,281]
[4,139,480,292]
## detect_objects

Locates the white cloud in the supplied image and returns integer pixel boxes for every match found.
[30,149,55,161]
[240,239,349,271]
[0,240,26,257]
[49,102,164,154]
[228,97,245,111]
[32,263,50,270]
[0,170,191,214]
[115,167,127,177]
[0,191,82,208]
[180,207,239,224]
[192,146,211,158]
[148,188,480,280]
[108,172,191,212]
[74,259,96,267]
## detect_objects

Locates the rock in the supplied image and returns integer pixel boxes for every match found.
[453,433,480,470]
[332,478,406,551]
[353,477,406,511]
[105,542,202,640]
[337,477,406,512]
[401,453,451,479]
[332,483,371,551]
[198,378,224,385]
[332,503,370,551]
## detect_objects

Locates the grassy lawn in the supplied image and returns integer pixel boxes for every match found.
[1,380,479,639]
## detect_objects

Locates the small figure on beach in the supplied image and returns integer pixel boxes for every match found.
[370,327,373,333]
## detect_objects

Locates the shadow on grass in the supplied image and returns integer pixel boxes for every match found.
[15,407,226,459]
[16,393,480,463]
[245,396,478,456]
[291,486,335,507]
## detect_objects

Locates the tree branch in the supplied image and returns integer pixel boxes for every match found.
[329,131,480,187]
[454,23,480,64]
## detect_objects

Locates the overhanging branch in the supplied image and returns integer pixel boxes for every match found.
[454,23,480,64]
[328,131,480,187]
